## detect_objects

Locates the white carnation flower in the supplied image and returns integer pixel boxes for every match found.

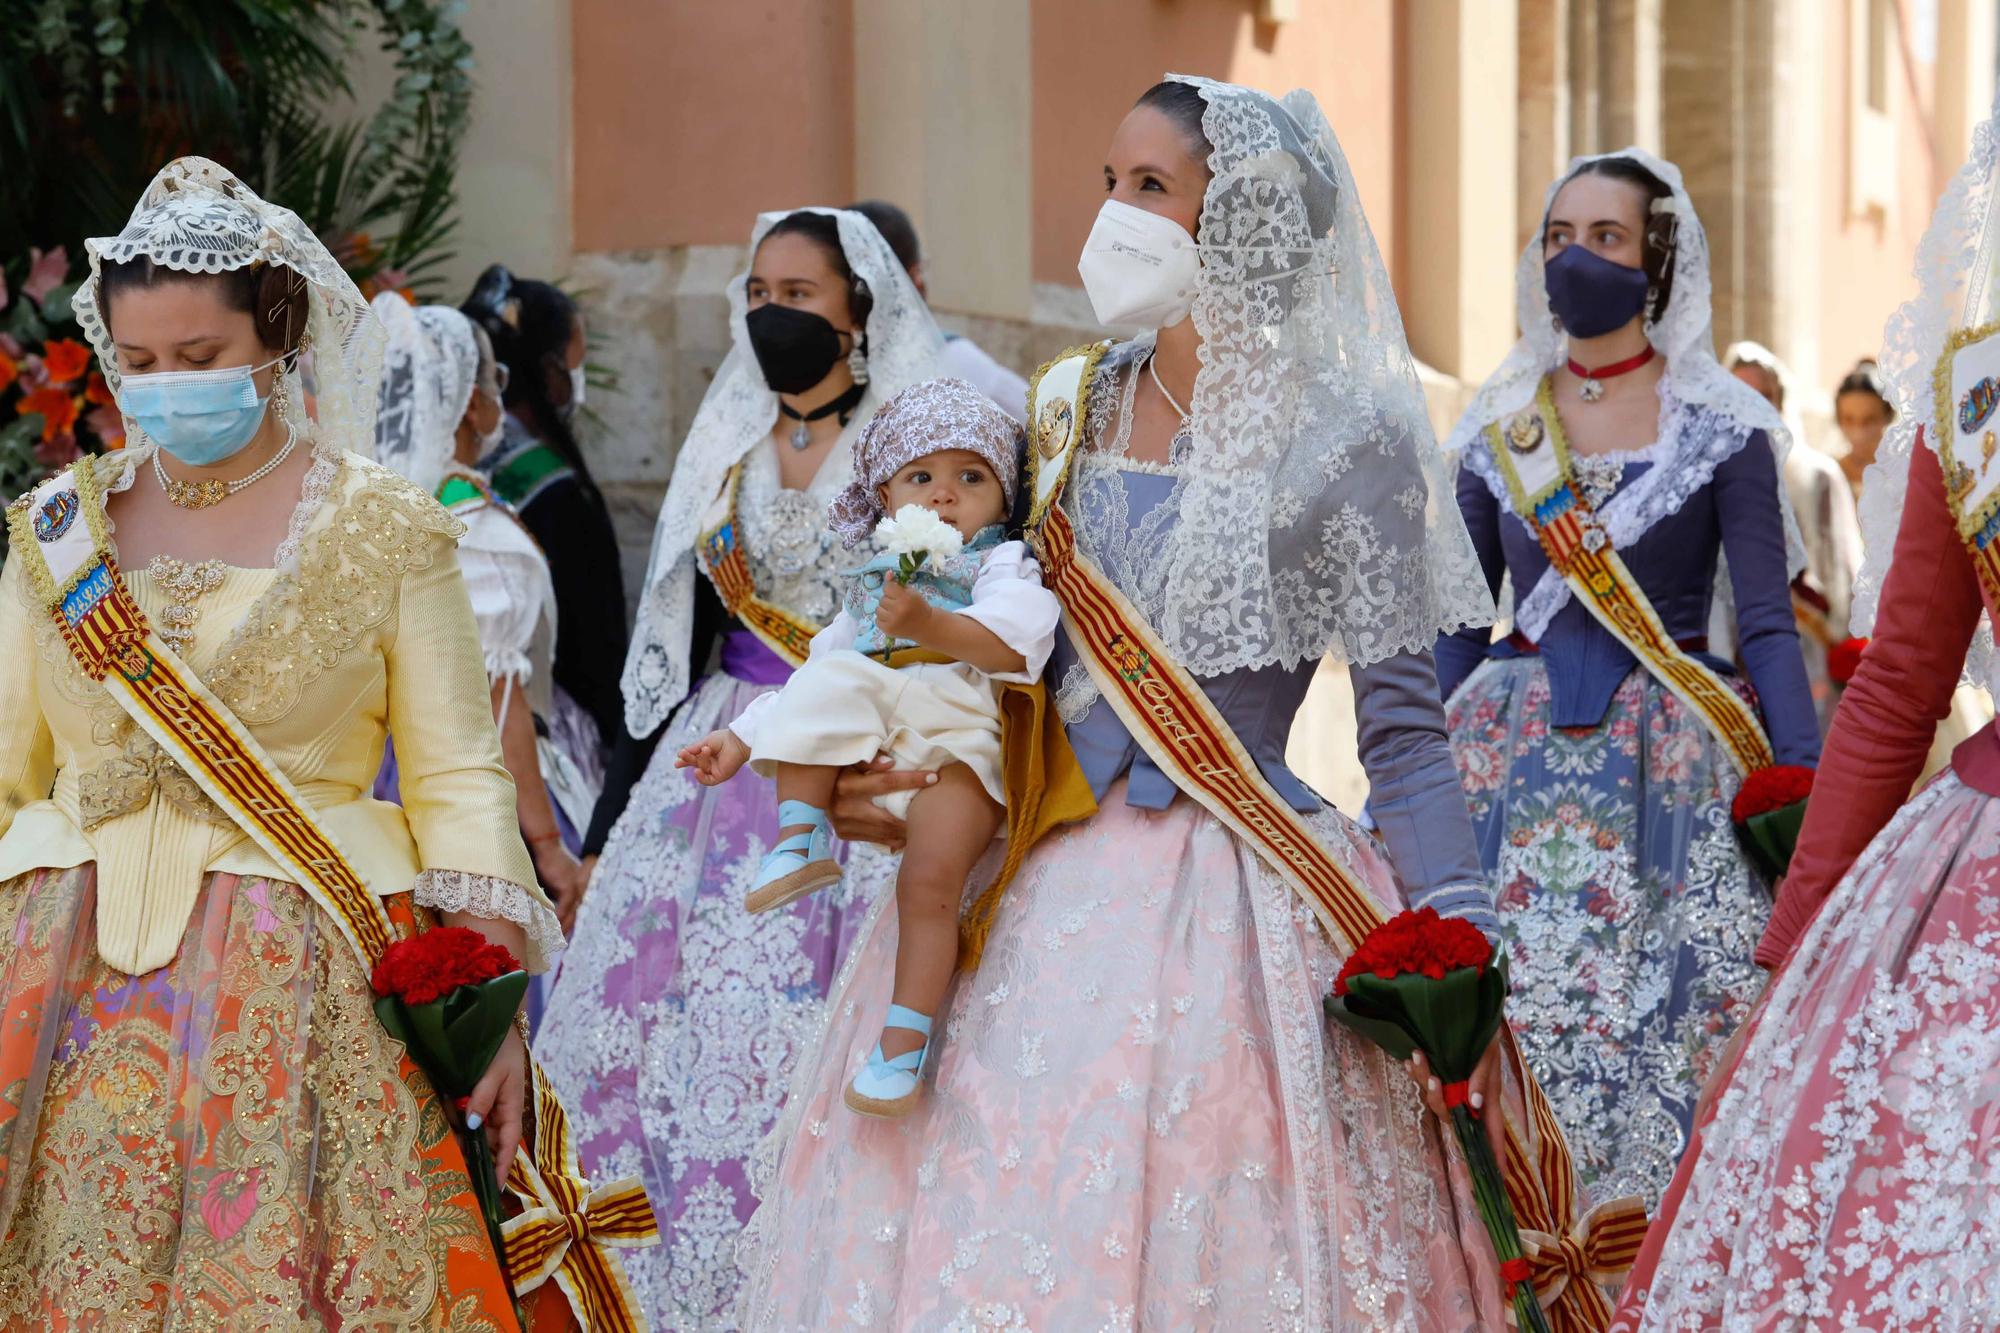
[875,504,964,559]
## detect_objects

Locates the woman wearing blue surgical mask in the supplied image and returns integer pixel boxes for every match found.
[0,158,647,1325]
[1434,152,1820,1210]
[739,77,1618,1331]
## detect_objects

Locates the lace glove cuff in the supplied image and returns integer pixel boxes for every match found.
[412,869,565,973]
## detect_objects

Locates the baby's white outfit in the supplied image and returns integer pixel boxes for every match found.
[729,540,1059,820]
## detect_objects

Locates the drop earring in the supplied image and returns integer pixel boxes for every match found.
[847,340,869,387]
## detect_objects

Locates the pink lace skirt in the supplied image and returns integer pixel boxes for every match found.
[1613,771,2000,1330]
[737,785,1511,1331]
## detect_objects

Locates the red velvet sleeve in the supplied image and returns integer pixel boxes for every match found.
[1754,440,1986,968]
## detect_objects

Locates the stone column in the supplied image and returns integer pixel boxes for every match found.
[852,0,1033,324]
[1401,0,1521,383]
[1518,0,1572,249]
[1568,0,1662,154]
[1662,0,1823,394]
[1937,0,1999,177]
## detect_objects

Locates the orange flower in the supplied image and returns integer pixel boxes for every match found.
[21,386,79,441]
[0,348,16,395]
[84,371,114,406]
[41,338,91,387]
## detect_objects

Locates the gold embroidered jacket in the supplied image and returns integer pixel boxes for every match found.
[0,447,550,974]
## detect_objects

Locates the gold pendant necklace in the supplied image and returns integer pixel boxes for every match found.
[145,555,228,653]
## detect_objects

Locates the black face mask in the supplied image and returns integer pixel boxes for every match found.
[745,303,849,395]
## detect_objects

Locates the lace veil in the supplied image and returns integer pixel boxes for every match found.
[1851,90,2000,684]
[1090,75,1490,675]
[1445,148,1804,640]
[72,156,382,464]
[619,207,944,735]
[371,292,479,496]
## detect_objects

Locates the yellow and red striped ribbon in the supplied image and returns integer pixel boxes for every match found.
[503,1065,658,1331]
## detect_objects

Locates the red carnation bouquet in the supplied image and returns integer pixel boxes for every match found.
[1325,909,1550,1333]
[1731,764,1814,884]
[371,927,528,1270]
[1827,636,1868,686]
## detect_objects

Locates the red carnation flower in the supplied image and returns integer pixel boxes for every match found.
[1335,906,1493,996]
[1730,764,1815,824]
[1827,637,1867,685]
[369,926,521,1005]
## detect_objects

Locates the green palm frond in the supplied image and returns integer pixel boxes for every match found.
[2,0,469,290]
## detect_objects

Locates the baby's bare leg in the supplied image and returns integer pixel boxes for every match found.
[881,763,1002,1059]
[772,761,840,835]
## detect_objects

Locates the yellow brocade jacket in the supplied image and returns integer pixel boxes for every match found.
[0,446,556,975]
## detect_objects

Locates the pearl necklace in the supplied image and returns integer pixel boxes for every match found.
[153,424,300,510]
[1146,352,1195,457]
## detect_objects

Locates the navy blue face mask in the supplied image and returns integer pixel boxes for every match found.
[1543,244,1650,339]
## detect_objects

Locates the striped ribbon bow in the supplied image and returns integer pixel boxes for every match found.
[503,1067,659,1331]
[1518,1198,1651,1310]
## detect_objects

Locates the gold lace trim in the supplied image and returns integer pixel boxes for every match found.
[205,456,464,725]
[78,729,228,830]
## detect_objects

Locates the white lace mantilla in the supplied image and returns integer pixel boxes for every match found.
[1462,387,1761,640]
[412,869,564,974]
[1082,77,1490,677]
[1852,89,2000,691]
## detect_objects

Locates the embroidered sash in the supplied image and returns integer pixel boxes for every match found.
[8,459,658,1329]
[699,464,821,667]
[1485,379,1775,777]
[1026,347,1636,1331]
[1934,322,2000,609]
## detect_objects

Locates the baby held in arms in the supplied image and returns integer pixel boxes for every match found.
[677,377,1059,1117]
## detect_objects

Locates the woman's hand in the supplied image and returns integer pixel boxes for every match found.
[532,838,587,935]
[875,578,935,642]
[828,755,936,849]
[1405,1036,1508,1157]
[465,1021,529,1188]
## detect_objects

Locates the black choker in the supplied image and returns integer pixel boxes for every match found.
[778,382,867,450]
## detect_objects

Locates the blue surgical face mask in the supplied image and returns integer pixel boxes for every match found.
[1543,244,1651,339]
[119,353,287,466]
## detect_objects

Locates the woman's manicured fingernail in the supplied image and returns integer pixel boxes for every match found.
[1471,1092,1484,1109]
[466,1111,484,1131]
[924,772,938,784]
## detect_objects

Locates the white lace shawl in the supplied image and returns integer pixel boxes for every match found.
[371,294,480,496]
[1851,90,2000,689]
[1446,148,1804,638]
[618,208,944,736]
[1114,75,1490,675]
